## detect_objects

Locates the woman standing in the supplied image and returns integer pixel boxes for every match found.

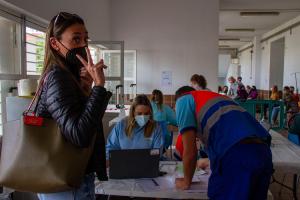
[36,12,110,200]
[151,89,177,149]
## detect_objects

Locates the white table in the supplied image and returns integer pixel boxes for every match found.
[271,130,300,173]
[95,161,209,199]
[95,161,274,199]
[270,130,300,200]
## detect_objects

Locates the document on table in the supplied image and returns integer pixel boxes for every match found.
[176,169,208,182]
[160,163,177,173]
[136,172,209,193]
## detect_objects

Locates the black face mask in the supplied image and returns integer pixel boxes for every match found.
[58,41,88,68]
[65,46,88,68]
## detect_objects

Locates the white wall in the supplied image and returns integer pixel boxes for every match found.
[3,0,111,40]
[218,54,231,86]
[237,15,300,91]
[261,15,300,90]
[110,0,219,94]
[269,38,285,89]
[239,48,255,86]
[284,25,300,89]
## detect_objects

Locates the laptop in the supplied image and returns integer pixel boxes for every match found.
[109,149,160,179]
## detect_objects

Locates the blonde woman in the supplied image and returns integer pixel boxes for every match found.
[106,95,163,159]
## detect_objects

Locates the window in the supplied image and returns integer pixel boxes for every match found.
[26,27,46,75]
[89,42,136,104]
[101,50,136,94]
[0,15,22,74]
[102,50,136,104]
[124,51,136,94]
[0,7,46,135]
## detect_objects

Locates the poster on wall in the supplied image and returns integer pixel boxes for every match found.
[161,71,172,87]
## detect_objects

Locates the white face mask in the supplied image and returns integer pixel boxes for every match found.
[135,115,150,127]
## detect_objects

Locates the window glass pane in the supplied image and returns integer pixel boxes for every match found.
[0,16,21,74]
[105,80,121,105]
[103,51,121,77]
[26,27,46,75]
[124,51,136,94]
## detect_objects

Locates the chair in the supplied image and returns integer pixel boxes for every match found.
[288,133,300,146]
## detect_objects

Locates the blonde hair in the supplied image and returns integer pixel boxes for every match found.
[125,95,156,138]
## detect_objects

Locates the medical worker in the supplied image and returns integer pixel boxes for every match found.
[174,86,273,200]
[106,95,163,159]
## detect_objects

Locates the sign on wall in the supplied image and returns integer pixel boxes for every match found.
[161,71,172,88]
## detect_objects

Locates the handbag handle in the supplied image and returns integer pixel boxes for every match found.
[23,73,48,116]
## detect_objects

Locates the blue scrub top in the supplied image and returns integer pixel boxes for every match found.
[151,101,177,125]
[106,118,163,158]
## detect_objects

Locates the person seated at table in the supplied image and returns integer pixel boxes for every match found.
[284,86,299,114]
[151,89,177,149]
[234,84,248,102]
[220,85,228,95]
[247,86,258,100]
[288,113,300,145]
[106,95,163,161]
[263,85,280,121]
[290,86,299,103]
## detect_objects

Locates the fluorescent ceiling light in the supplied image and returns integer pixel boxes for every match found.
[225,28,255,32]
[240,12,280,16]
[219,45,231,48]
[219,38,240,41]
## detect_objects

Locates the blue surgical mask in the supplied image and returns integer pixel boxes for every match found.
[135,115,150,127]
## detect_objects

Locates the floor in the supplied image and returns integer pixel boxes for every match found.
[268,129,299,200]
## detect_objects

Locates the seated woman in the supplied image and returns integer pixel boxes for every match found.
[248,86,258,100]
[106,95,163,159]
[151,89,177,149]
[288,113,300,145]
[220,85,228,95]
[234,85,248,101]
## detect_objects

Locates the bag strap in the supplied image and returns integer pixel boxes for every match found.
[24,65,93,116]
[23,73,49,116]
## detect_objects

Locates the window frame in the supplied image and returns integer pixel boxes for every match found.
[0,4,47,81]
[0,4,47,135]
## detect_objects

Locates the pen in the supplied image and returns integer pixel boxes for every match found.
[152,179,159,186]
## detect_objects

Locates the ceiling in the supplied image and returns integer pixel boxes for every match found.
[219,0,300,49]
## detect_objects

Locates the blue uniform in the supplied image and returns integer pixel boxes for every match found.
[106,118,163,157]
[151,101,177,125]
[176,92,273,200]
[151,101,177,148]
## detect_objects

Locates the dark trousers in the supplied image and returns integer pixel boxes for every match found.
[208,143,273,200]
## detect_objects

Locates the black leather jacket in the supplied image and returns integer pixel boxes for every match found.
[36,65,111,181]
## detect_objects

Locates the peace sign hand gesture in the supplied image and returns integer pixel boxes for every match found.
[77,47,107,87]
